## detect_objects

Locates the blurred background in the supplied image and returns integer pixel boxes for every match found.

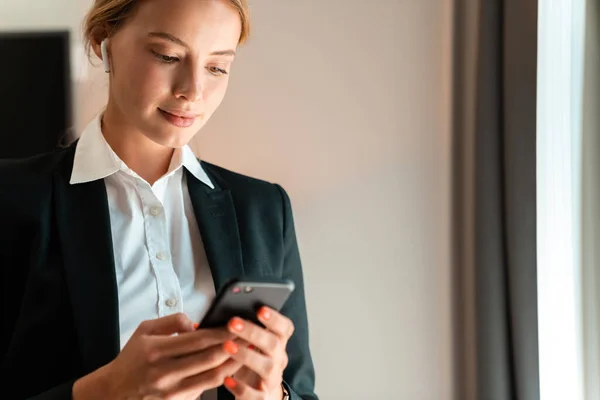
[1,0,599,400]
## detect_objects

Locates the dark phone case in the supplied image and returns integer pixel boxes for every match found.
[198,278,295,329]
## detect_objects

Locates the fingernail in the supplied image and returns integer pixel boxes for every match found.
[259,306,271,320]
[229,318,244,332]
[224,340,239,355]
[193,323,199,329]
[224,376,237,389]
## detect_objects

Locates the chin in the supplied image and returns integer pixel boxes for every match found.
[150,131,195,149]
[145,114,204,148]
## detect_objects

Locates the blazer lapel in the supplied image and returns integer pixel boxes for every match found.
[53,144,120,375]
[186,168,243,400]
[186,168,244,293]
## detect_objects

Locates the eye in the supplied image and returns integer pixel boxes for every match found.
[207,66,228,76]
[151,50,179,64]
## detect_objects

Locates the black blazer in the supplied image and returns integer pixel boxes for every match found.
[0,142,317,400]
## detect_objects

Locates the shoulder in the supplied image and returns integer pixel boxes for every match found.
[202,161,290,201]
[200,161,294,217]
[0,145,73,183]
[0,144,74,210]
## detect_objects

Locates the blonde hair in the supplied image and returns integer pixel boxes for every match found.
[83,0,250,58]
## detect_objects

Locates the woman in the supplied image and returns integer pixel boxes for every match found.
[0,0,317,399]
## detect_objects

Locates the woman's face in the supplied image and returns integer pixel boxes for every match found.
[95,0,242,148]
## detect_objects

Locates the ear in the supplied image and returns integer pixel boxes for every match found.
[91,38,103,61]
[89,26,109,65]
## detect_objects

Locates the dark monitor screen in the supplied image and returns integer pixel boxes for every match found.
[0,30,72,159]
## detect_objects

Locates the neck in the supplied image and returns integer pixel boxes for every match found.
[101,103,173,186]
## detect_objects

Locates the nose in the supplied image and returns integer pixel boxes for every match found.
[174,66,204,103]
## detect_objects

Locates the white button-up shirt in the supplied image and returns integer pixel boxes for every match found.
[70,112,217,399]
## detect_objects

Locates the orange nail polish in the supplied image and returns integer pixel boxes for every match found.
[224,376,237,389]
[259,307,271,320]
[193,323,199,329]
[229,318,244,332]
[224,340,239,355]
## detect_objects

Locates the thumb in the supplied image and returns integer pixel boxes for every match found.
[138,313,197,336]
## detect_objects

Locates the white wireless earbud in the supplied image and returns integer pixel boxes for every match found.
[100,39,110,73]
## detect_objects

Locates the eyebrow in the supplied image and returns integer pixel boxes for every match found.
[147,32,236,56]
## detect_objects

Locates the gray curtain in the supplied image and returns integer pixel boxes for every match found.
[453,0,539,399]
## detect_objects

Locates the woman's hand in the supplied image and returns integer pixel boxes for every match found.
[221,306,294,399]
[73,312,242,400]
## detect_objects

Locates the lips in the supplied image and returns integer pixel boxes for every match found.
[158,108,200,128]
[159,108,201,119]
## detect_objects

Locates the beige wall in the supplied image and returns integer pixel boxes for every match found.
[0,1,454,398]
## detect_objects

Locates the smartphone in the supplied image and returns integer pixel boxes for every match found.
[198,278,295,329]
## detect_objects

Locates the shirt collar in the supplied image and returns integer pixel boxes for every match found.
[70,111,214,189]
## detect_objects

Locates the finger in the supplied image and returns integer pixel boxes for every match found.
[257,307,295,340]
[227,318,281,357]
[222,340,283,388]
[224,375,268,399]
[233,365,262,388]
[165,358,243,398]
[151,328,234,359]
[136,313,196,336]
[160,343,236,382]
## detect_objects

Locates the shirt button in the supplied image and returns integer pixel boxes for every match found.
[156,252,168,261]
[165,298,177,307]
[150,206,162,216]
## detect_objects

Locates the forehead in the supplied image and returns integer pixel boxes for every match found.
[122,0,242,50]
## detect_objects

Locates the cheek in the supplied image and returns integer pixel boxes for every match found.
[118,59,170,111]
